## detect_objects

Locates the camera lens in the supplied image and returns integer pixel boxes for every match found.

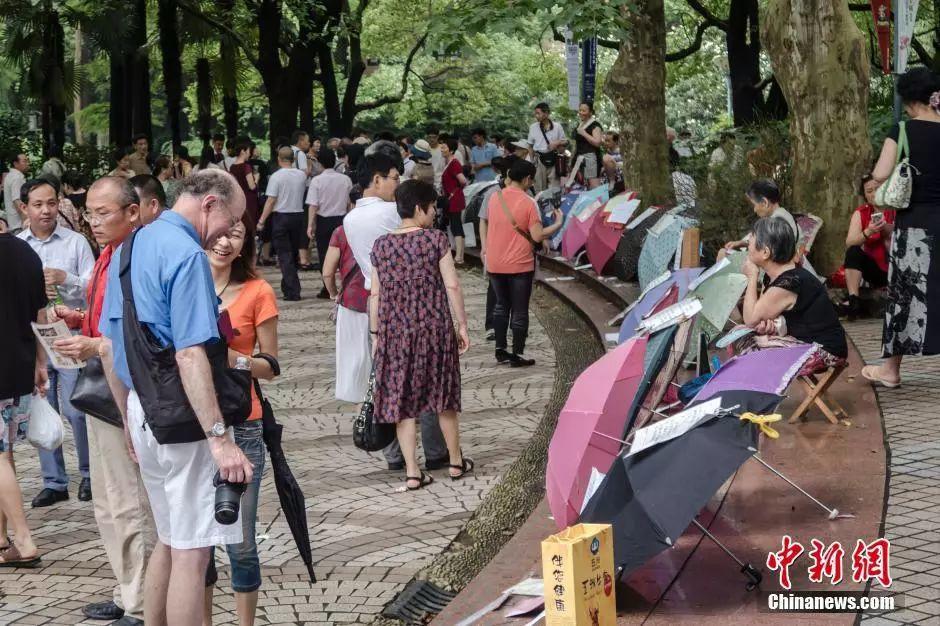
[214,472,247,525]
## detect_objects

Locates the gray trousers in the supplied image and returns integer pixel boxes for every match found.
[382,410,448,465]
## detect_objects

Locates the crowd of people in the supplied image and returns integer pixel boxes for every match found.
[0,64,938,626]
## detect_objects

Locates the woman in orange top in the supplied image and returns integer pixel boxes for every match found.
[205,217,279,626]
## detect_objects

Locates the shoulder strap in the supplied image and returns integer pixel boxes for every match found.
[539,123,552,149]
[897,121,909,163]
[497,188,538,247]
[119,228,139,305]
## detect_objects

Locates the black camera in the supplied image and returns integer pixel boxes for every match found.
[213,472,247,525]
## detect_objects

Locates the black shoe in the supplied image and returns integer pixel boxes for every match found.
[316,287,331,300]
[31,488,68,508]
[299,263,319,272]
[78,477,92,502]
[387,461,405,471]
[110,617,144,626]
[282,295,302,302]
[495,348,512,364]
[425,456,449,471]
[509,353,536,368]
[83,600,124,621]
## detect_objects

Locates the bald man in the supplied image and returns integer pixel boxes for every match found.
[52,177,154,626]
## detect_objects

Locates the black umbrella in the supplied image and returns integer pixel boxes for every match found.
[257,383,316,583]
[580,391,784,586]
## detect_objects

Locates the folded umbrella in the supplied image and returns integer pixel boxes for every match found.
[692,344,814,401]
[259,385,316,583]
[546,337,648,529]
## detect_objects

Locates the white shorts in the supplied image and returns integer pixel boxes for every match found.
[127,391,243,549]
[335,306,371,403]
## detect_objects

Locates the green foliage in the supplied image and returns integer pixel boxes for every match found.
[62,142,111,177]
[0,109,29,166]
[693,121,791,262]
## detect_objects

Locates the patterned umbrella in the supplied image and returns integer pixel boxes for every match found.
[637,215,685,290]
[609,208,667,282]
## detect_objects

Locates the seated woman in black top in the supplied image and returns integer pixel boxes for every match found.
[739,216,848,370]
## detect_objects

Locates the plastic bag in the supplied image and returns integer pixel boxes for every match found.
[27,396,65,451]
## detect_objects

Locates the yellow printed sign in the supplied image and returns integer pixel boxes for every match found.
[542,523,617,626]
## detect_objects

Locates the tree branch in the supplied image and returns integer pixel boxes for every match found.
[683,0,728,30]
[911,35,934,67]
[354,31,429,113]
[847,3,870,11]
[665,21,719,62]
[549,23,619,50]
[177,0,260,67]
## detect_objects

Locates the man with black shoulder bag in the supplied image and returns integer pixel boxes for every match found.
[527,102,568,193]
[99,170,253,626]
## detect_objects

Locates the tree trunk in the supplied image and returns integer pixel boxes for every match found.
[40,5,66,156]
[73,26,85,144]
[763,0,871,274]
[158,0,184,151]
[108,54,127,148]
[726,0,765,125]
[196,58,213,146]
[219,0,239,139]
[605,0,673,204]
[130,0,151,141]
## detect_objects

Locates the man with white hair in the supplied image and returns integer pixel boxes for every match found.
[100,169,254,626]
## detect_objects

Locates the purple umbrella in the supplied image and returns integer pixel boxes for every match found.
[618,267,704,343]
[691,344,814,400]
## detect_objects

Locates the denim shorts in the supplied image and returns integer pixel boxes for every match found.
[0,395,31,454]
[206,420,266,592]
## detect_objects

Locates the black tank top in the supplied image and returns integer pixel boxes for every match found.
[770,266,848,358]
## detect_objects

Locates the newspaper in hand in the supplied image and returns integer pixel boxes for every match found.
[32,320,85,369]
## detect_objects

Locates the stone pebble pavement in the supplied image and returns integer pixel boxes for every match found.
[0,267,558,626]
[844,320,940,626]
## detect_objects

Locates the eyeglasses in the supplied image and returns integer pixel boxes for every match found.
[380,174,401,183]
[82,205,130,225]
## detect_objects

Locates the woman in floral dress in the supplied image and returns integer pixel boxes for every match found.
[370,179,473,490]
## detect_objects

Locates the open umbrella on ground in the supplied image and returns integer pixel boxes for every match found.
[586,213,624,274]
[625,318,695,435]
[683,272,748,364]
[692,344,814,401]
[579,395,785,586]
[561,207,602,259]
[621,323,680,437]
[618,267,704,344]
[258,384,316,582]
[550,191,583,250]
[546,337,648,529]
[637,214,689,289]
[609,207,666,282]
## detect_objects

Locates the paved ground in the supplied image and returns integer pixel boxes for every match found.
[0,267,557,625]
[845,320,940,626]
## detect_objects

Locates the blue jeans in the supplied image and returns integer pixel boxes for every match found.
[208,421,265,593]
[40,365,90,491]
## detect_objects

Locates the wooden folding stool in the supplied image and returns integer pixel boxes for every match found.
[788,363,848,424]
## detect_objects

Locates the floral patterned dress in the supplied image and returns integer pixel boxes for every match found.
[370,228,461,424]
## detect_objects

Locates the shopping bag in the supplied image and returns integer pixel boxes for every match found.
[27,395,65,451]
[541,523,617,626]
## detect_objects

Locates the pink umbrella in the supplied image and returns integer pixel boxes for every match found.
[546,337,649,529]
[586,213,624,274]
[561,208,601,259]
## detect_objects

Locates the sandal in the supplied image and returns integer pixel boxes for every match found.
[0,544,41,568]
[449,458,475,481]
[405,472,434,491]
[0,537,11,552]
[861,365,901,389]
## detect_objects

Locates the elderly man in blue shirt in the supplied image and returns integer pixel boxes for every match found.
[99,169,253,626]
[16,179,95,507]
[470,128,500,183]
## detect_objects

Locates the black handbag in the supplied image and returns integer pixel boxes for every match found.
[352,369,396,452]
[71,356,123,428]
[120,229,251,444]
[537,123,558,168]
[70,261,123,428]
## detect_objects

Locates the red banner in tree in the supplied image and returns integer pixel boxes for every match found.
[871,0,892,74]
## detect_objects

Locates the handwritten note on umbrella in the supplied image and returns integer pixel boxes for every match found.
[626,397,723,457]
[607,197,641,224]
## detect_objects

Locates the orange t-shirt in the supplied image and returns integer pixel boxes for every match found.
[484,186,540,274]
[224,278,279,420]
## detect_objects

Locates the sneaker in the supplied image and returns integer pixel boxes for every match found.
[509,353,536,368]
[485,329,495,342]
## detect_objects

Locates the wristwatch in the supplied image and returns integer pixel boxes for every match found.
[205,422,226,438]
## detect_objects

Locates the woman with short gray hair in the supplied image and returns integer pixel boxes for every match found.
[736,217,847,372]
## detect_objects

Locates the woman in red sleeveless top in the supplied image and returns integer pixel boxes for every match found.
[841,175,895,319]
